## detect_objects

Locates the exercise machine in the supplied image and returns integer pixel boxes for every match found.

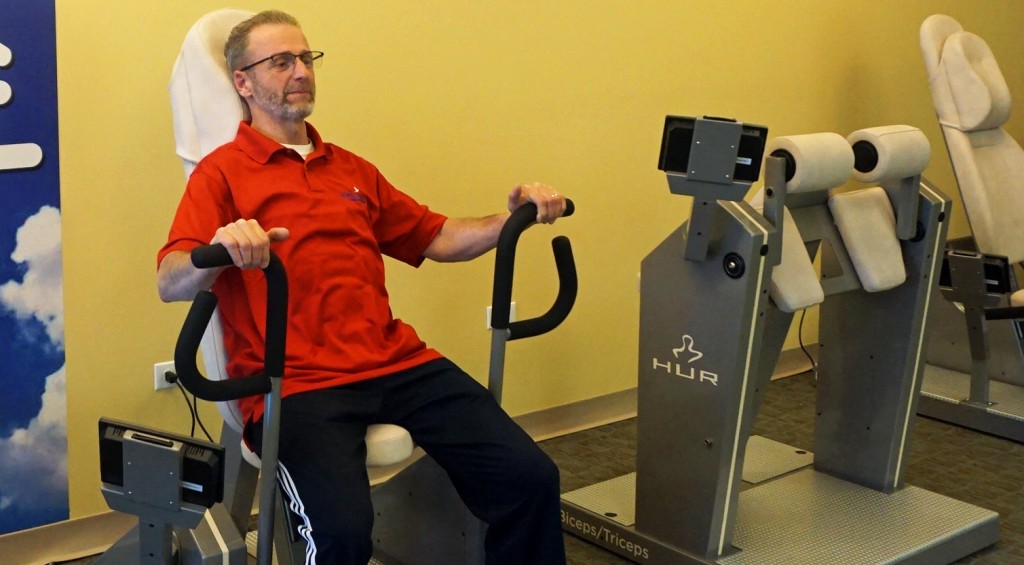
[368,199,576,564]
[918,14,1024,442]
[155,9,578,564]
[560,115,999,564]
[96,243,288,565]
[97,195,576,565]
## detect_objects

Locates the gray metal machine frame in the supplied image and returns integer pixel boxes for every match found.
[922,245,1024,443]
[560,117,999,564]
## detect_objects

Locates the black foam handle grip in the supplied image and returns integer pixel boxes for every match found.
[191,244,234,269]
[172,244,289,402]
[508,236,577,340]
[174,291,272,401]
[491,199,576,336]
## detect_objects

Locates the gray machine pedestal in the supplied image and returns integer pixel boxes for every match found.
[561,436,999,564]
[922,283,1024,442]
[920,364,1024,442]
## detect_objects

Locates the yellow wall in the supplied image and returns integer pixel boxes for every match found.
[58,0,1024,518]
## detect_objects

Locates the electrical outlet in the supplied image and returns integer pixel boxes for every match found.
[154,361,176,391]
[485,301,516,330]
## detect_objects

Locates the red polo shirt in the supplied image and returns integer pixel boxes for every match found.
[159,122,447,425]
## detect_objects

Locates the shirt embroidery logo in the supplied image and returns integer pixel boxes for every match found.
[340,186,368,204]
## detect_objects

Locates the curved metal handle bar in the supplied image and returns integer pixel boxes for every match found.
[491,200,577,340]
[173,244,288,402]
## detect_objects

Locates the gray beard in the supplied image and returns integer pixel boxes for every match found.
[252,81,315,122]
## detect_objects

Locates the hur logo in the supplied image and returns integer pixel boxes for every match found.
[652,334,719,386]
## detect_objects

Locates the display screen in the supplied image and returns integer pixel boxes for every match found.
[658,115,768,183]
[98,418,225,508]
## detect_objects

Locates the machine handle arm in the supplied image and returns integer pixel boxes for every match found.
[173,244,288,402]
[491,200,577,340]
[985,306,1024,321]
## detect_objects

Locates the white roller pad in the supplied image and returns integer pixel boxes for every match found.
[847,125,930,183]
[765,133,854,194]
[944,31,1011,132]
[829,187,906,292]
[365,424,416,467]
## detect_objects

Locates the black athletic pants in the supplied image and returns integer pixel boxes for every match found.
[248,358,566,565]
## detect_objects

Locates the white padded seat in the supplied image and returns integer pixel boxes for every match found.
[365,424,416,467]
[921,14,1024,264]
[1012,290,1024,308]
[828,187,906,292]
[171,9,414,469]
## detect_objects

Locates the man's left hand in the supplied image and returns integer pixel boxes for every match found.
[508,182,567,224]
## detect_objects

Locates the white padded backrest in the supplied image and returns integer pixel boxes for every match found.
[921,14,965,129]
[171,8,254,433]
[749,189,824,312]
[943,32,1011,132]
[170,8,252,177]
[828,187,906,292]
[920,14,1024,264]
[170,10,413,466]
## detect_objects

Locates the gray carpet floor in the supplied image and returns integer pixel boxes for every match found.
[541,371,1024,564]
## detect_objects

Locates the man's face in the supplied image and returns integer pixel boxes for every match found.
[236,23,317,123]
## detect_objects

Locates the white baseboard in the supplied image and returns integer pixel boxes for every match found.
[0,347,814,562]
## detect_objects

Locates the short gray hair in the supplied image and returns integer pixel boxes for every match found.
[224,10,301,73]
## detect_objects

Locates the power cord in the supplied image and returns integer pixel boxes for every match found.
[165,370,214,442]
[797,308,818,378]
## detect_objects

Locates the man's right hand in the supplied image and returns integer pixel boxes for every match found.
[213,219,290,269]
[157,219,289,302]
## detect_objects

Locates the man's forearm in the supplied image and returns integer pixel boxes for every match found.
[422,213,512,262]
[157,250,223,302]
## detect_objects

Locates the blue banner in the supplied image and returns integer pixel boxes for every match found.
[0,0,67,534]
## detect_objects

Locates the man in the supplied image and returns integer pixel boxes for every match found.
[158,10,568,565]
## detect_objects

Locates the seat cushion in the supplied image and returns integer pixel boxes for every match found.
[1011,289,1024,308]
[241,423,415,469]
[365,424,415,467]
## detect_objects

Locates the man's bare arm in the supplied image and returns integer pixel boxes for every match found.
[423,182,567,263]
[157,219,290,302]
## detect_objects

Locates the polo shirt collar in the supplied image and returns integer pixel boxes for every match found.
[234,121,330,163]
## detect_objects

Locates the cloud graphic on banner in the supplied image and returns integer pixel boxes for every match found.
[0,205,63,348]
[0,207,67,512]
[0,364,67,510]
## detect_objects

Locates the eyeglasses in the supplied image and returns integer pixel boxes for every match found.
[239,50,324,73]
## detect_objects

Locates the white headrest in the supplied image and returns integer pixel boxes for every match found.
[942,31,1011,132]
[848,125,930,183]
[765,133,854,193]
[920,14,963,79]
[169,9,255,178]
